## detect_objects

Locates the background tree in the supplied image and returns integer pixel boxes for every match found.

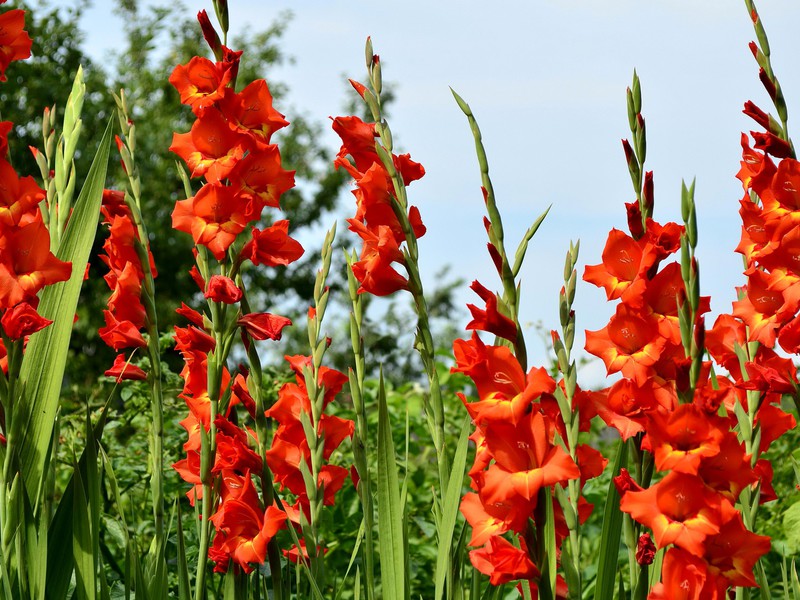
[4,0,349,393]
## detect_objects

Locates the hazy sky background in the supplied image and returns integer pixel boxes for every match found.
[74,0,800,383]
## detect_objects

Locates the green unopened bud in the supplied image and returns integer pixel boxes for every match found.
[64,66,85,138]
[631,70,642,114]
[65,120,82,163]
[65,161,76,201]
[41,106,50,143]
[33,147,48,179]
[365,37,374,70]
[45,131,55,161]
[626,87,636,132]
[213,0,229,34]
[635,115,646,163]
[377,119,392,151]
[372,56,382,96]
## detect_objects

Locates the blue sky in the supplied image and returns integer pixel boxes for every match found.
[75,0,800,382]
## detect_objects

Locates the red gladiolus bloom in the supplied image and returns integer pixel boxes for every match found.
[98,310,147,350]
[0,219,72,309]
[648,548,722,600]
[703,515,770,588]
[733,269,800,347]
[237,312,291,341]
[220,79,289,146]
[590,378,656,440]
[170,109,247,182]
[695,433,757,502]
[0,301,51,339]
[585,303,667,385]
[240,220,304,267]
[104,353,147,382]
[347,221,408,296]
[204,274,242,304]
[584,228,651,299]
[482,411,580,501]
[469,535,539,586]
[169,56,233,112]
[0,159,45,226]
[620,471,736,556]
[736,133,776,197]
[172,183,252,260]
[227,146,295,209]
[645,404,727,474]
[210,497,286,573]
[0,9,32,81]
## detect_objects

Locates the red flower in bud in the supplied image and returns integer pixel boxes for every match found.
[176,302,205,327]
[348,78,368,98]
[204,275,242,304]
[1,302,51,339]
[197,10,222,57]
[466,280,517,341]
[237,312,292,341]
[743,100,772,131]
[613,468,642,496]
[636,533,656,565]
[751,130,791,159]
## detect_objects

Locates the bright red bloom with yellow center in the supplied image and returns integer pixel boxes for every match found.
[583,228,650,300]
[170,109,247,182]
[620,471,736,556]
[585,302,667,385]
[171,183,252,260]
[169,56,233,112]
[644,404,727,474]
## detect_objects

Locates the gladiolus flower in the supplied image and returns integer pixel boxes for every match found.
[237,312,291,341]
[98,310,147,350]
[0,219,72,309]
[620,471,737,556]
[0,301,51,339]
[240,220,304,267]
[469,536,539,586]
[204,275,242,304]
[0,9,32,82]
[105,353,147,382]
[636,533,655,566]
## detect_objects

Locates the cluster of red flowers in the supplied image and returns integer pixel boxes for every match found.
[264,352,354,561]
[583,155,786,594]
[0,7,68,370]
[96,188,155,382]
[453,293,605,591]
[171,299,286,573]
[332,105,426,296]
[167,9,355,574]
[169,21,295,264]
[734,103,800,352]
